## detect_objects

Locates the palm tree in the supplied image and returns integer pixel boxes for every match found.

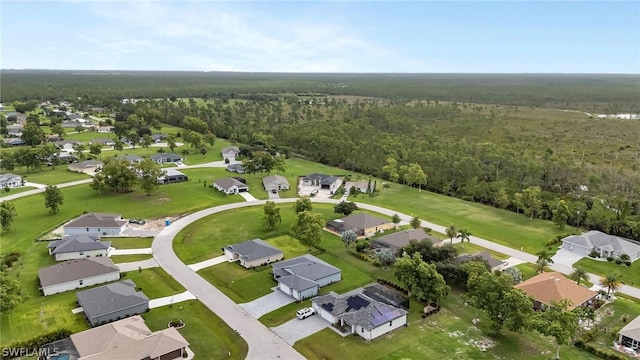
[409,216,421,229]
[535,258,550,274]
[446,224,458,245]
[600,271,622,298]
[536,249,554,265]
[569,267,588,285]
[456,229,471,247]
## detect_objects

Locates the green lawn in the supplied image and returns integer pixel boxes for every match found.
[453,242,510,260]
[589,295,640,356]
[197,262,277,303]
[259,299,312,327]
[143,300,248,360]
[265,235,310,259]
[0,186,37,197]
[516,262,541,281]
[110,254,153,263]
[11,167,90,185]
[121,267,184,299]
[574,257,637,285]
[351,179,567,254]
[108,237,154,249]
[295,290,599,360]
[180,168,271,200]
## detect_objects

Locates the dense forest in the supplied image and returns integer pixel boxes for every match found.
[2,70,640,112]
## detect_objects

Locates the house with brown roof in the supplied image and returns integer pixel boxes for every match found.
[38,257,120,296]
[515,271,597,311]
[69,315,189,360]
[326,213,394,237]
[64,212,127,236]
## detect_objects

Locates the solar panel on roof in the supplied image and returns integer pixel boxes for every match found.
[346,295,370,311]
[370,305,403,327]
[322,303,334,312]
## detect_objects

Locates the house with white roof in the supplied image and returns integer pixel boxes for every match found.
[561,230,640,261]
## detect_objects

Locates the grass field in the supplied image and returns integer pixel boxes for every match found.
[10,167,90,185]
[198,262,277,303]
[108,237,154,249]
[0,186,37,196]
[574,257,638,286]
[143,300,248,360]
[110,254,153,263]
[121,267,184,299]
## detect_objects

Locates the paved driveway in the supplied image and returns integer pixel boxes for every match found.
[239,192,258,202]
[268,191,280,199]
[552,248,584,267]
[240,288,295,318]
[271,315,330,345]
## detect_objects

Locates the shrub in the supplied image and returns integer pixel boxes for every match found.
[626,261,632,266]
[589,250,599,258]
[574,338,626,360]
[615,259,623,265]
[1,329,71,360]
[606,256,615,262]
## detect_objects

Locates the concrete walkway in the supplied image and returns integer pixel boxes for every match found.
[240,288,295,319]
[110,248,152,255]
[239,192,259,202]
[116,258,159,272]
[23,181,46,189]
[188,255,228,271]
[148,291,196,309]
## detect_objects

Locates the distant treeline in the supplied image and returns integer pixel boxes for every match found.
[58,97,637,240]
[1,70,639,112]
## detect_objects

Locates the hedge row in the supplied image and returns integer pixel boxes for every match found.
[377,278,409,295]
[573,339,627,360]
[1,329,71,360]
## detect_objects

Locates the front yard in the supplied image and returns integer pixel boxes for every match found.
[574,257,639,286]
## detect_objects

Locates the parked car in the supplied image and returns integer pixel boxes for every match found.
[128,218,146,225]
[296,307,315,320]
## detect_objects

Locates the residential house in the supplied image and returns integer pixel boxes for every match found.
[0,173,23,189]
[97,126,114,133]
[561,230,640,261]
[362,283,410,310]
[3,138,25,146]
[68,159,103,174]
[76,280,149,327]
[158,169,188,184]
[50,153,78,165]
[452,251,507,271]
[262,175,290,193]
[223,239,284,268]
[64,212,127,236]
[515,271,597,311]
[89,138,116,147]
[68,316,189,360]
[301,173,342,193]
[114,154,144,164]
[312,289,408,341]
[326,213,394,237]
[65,112,82,120]
[61,120,84,128]
[213,177,249,194]
[7,125,23,137]
[90,107,108,114]
[55,140,82,151]
[371,228,441,253]
[221,146,240,160]
[619,315,640,350]
[151,134,168,142]
[47,234,111,261]
[272,254,341,300]
[150,153,182,164]
[38,257,120,296]
[226,163,246,174]
[345,180,369,193]
[46,134,61,142]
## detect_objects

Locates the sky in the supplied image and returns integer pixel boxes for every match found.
[1,1,639,73]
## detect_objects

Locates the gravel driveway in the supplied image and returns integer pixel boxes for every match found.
[271,315,330,345]
[240,288,295,318]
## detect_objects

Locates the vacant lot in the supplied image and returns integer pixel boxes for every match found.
[108,237,154,249]
[11,167,90,185]
[121,267,184,299]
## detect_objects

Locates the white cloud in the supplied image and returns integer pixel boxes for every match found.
[83,1,416,72]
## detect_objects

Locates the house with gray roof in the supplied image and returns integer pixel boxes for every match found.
[0,173,23,189]
[213,177,249,194]
[226,163,246,174]
[326,213,394,237]
[150,152,182,164]
[47,234,111,261]
[68,316,189,360]
[222,145,240,160]
[68,159,103,174]
[262,174,290,193]
[157,168,188,184]
[371,228,440,253]
[76,280,149,327]
[39,257,120,296]
[115,154,144,164]
[64,212,127,236]
[561,230,640,261]
[89,138,116,147]
[312,288,408,341]
[452,251,507,271]
[223,239,283,268]
[619,315,640,351]
[272,254,341,300]
[301,173,342,193]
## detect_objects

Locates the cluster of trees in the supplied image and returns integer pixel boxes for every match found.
[241,151,286,175]
[290,198,325,250]
[91,158,165,196]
